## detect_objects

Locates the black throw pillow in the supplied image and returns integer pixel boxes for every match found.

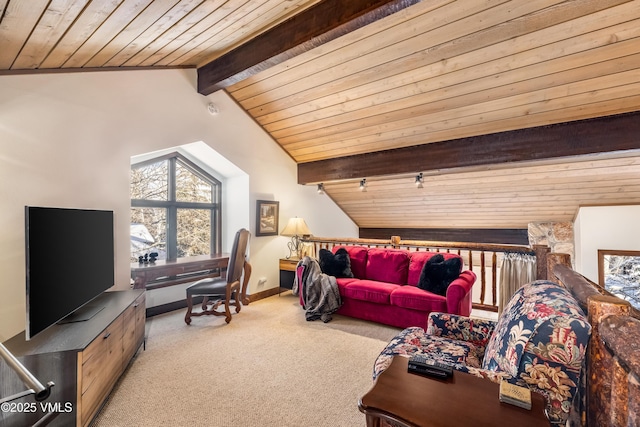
[417,254,462,296]
[318,248,354,278]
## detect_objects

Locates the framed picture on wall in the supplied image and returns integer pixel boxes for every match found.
[598,249,640,309]
[256,200,279,236]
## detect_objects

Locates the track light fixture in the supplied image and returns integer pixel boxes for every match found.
[415,173,424,189]
[317,183,325,195]
[359,179,367,192]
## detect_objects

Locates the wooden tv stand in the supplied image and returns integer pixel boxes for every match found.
[1,290,145,427]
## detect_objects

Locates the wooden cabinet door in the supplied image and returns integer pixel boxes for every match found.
[122,293,146,367]
[79,316,123,426]
[134,293,146,348]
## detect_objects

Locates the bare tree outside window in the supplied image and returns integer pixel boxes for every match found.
[177,209,210,257]
[130,160,168,201]
[176,162,213,203]
[131,207,167,260]
[130,154,221,262]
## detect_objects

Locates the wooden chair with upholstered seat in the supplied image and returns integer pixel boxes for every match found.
[184,228,251,325]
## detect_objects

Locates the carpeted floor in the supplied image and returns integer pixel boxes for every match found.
[92,293,401,426]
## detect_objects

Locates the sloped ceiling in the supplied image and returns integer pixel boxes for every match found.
[3,0,640,235]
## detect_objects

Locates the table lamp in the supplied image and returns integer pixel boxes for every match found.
[281,217,312,259]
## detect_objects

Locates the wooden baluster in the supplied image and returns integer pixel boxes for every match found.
[491,252,497,307]
[480,251,486,305]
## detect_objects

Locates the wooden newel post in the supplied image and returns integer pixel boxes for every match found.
[586,295,631,427]
[533,245,550,280]
[391,235,401,248]
[599,315,640,427]
[546,252,571,282]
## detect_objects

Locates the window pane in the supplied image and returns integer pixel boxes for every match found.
[603,254,640,310]
[130,208,167,261]
[176,161,212,203]
[177,209,211,257]
[130,160,168,201]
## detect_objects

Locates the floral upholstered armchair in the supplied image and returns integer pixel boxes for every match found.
[373,281,592,425]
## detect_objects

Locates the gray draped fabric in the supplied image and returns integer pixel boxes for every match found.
[293,256,341,322]
[498,252,536,314]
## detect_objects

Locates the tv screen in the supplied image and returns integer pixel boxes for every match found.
[25,206,115,340]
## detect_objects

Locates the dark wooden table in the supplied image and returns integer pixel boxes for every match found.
[279,257,299,292]
[359,356,549,427]
[131,253,229,290]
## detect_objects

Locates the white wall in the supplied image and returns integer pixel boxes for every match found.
[574,205,640,283]
[0,69,357,340]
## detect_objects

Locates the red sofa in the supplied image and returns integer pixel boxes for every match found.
[332,246,476,330]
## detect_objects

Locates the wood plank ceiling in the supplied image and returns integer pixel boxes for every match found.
[0,0,322,71]
[3,0,640,234]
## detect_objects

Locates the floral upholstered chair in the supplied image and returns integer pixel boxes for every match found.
[373,280,591,425]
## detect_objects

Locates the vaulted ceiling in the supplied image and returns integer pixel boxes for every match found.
[3,0,640,237]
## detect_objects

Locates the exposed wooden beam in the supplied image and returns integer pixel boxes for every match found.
[359,228,529,245]
[197,0,421,95]
[298,111,640,184]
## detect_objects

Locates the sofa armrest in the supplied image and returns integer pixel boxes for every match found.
[446,270,476,316]
[455,365,514,385]
[426,312,496,351]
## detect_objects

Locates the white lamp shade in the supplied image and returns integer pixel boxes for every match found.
[281,217,312,237]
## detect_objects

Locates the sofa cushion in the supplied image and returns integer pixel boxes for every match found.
[418,254,462,296]
[318,248,354,278]
[365,248,409,284]
[335,277,358,295]
[333,246,368,279]
[390,285,447,313]
[408,251,462,286]
[373,326,484,380]
[340,280,398,304]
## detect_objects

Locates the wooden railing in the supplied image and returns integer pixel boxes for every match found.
[301,236,550,313]
[550,260,639,426]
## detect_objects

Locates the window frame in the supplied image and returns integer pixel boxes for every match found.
[597,249,640,309]
[131,152,222,261]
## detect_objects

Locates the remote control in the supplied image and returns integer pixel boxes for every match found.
[408,355,454,378]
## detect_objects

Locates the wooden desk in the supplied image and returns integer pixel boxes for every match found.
[131,254,229,290]
[359,357,549,427]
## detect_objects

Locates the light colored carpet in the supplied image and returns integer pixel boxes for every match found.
[92,293,401,426]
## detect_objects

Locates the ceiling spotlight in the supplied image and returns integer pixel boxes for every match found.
[415,173,424,189]
[359,179,367,192]
[317,183,325,195]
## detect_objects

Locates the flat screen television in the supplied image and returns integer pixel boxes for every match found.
[25,206,115,340]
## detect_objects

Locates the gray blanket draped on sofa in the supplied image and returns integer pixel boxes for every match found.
[293,256,342,322]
